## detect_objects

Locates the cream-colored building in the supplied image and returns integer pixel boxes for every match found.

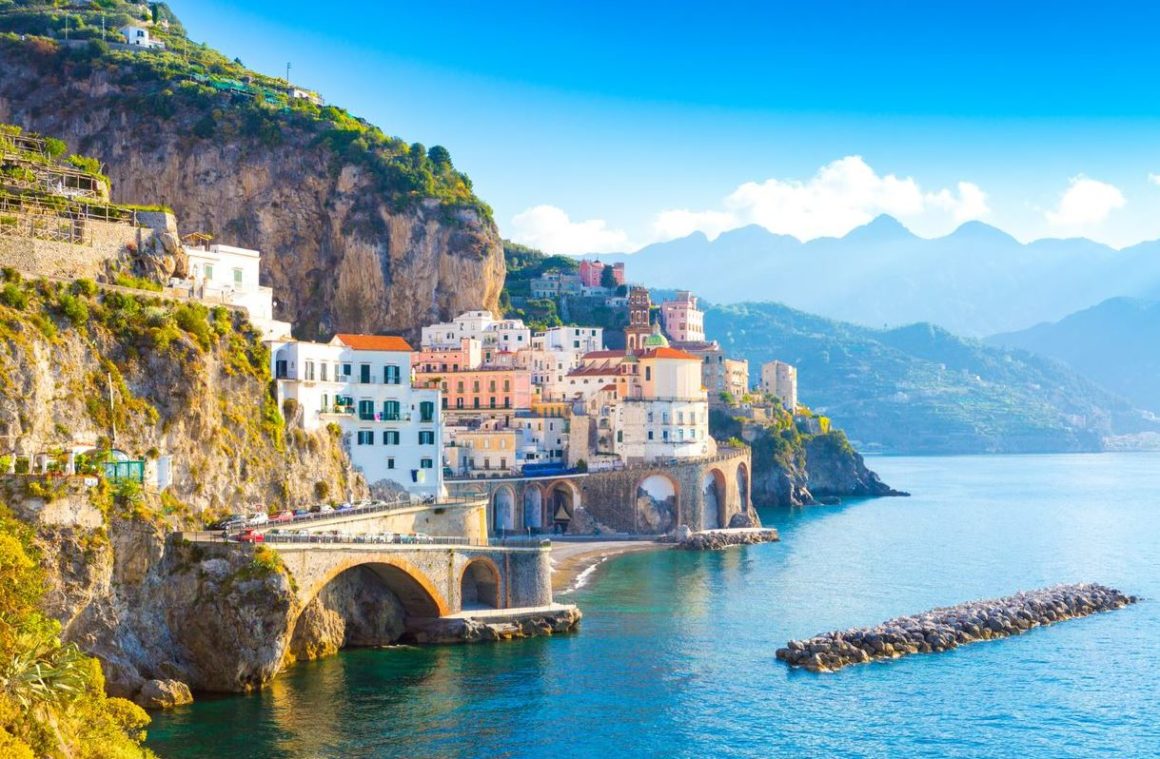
[761,360,798,410]
[420,311,531,362]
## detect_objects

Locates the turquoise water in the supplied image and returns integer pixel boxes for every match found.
[147,454,1160,757]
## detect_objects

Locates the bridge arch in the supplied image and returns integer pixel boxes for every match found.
[492,485,517,534]
[546,480,580,533]
[703,468,727,529]
[299,556,450,619]
[637,473,679,533]
[522,484,545,532]
[460,557,503,610]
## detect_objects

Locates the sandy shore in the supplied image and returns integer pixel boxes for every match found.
[551,540,670,594]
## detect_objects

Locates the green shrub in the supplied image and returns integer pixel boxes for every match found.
[173,302,212,349]
[0,283,28,310]
[70,278,98,297]
[56,293,89,326]
[43,136,67,158]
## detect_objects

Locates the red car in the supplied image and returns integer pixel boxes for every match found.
[237,529,265,543]
[270,510,295,524]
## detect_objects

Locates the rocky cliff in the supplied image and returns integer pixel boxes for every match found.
[0,275,370,702]
[0,31,505,339]
[710,411,905,507]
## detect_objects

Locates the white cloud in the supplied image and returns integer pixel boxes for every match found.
[1045,176,1125,227]
[509,204,630,254]
[1149,173,1160,187]
[648,156,990,243]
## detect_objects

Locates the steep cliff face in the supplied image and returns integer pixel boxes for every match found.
[0,39,505,339]
[710,411,904,507]
[0,276,360,511]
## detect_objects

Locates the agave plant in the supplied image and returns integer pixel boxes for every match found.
[0,632,90,711]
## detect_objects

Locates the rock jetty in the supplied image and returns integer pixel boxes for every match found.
[678,527,780,550]
[776,584,1137,672]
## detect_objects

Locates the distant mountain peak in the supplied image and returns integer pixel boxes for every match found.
[843,214,915,242]
[948,220,1018,244]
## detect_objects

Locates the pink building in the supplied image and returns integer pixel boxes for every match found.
[413,338,483,373]
[660,290,705,343]
[415,368,533,411]
[578,259,625,288]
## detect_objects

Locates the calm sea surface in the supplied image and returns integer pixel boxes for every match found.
[147,454,1160,758]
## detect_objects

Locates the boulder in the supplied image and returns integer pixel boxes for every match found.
[135,679,193,710]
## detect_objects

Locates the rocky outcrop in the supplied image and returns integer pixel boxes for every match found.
[0,42,504,339]
[803,432,907,499]
[776,584,1137,672]
[677,527,779,551]
[135,679,193,710]
[407,606,582,644]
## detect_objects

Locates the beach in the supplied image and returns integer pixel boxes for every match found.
[550,539,669,593]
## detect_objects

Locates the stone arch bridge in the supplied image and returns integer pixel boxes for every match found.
[274,541,553,621]
[451,447,753,536]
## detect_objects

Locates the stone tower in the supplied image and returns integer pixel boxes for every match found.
[624,286,652,353]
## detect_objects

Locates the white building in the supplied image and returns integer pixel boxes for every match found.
[272,334,443,499]
[524,326,606,400]
[538,325,604,353]
[120,25,165,49]
[174,243,291,340]
[421,311,531,362]
[760,360,798,410]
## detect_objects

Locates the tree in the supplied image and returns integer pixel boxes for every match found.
[600,265,617,289]
[427,145,451,168]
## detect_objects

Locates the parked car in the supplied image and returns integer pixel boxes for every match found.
[318,504,334,515]
[270,510,294,524]
[210,514,246,531]
[248,512,269,526]
[236,529,264,543]
[293,508,311,518]
[336,502,353,513]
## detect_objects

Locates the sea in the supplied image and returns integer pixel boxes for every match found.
[146,453,1160,758]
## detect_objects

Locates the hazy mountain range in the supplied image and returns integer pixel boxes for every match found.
[598,217,1160,337]
[703,301,1160,454]
[987,297,1160,415]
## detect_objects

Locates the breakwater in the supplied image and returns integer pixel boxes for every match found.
[677,527,780,550]
[776,583,1137,672]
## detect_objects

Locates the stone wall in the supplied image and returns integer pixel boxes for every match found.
[287,500,488,543]
[0,212,179,282]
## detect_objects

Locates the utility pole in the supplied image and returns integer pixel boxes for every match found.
[285,61,291,84]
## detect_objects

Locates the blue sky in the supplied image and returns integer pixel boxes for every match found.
[176,1,1160,251]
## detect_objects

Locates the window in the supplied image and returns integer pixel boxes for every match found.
[489,397,496,409]
[384,364,401,385]
[321,394,329,410]
[421,458,433,469]
[320,363,328,382]
[383,430,400,445]
[645,367,652,381]
[504,379,511,391]
[616,430,623,443]
[359,364,371,384]
[382,400,401,421]
[304,361,315,381]
[356,430,374,445]
[457,381,464,393]
[500,458,507,470]
[204,263,214,280]
[275,360,287,379]
[457,398,464,409]
[473,398,480,409]
[419,401,435,422]
[441,397,449,410]
[342,363,352,377]
[387,457,395,470]
[663,430,669,441]
[233,268,243,287]
[358,400,375,420]
[504,397,511,409]
[648,430,654,440]
[419,431,435,445]
[473,380,480,392]
[489,380,496,392]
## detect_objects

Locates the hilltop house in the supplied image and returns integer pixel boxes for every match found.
[119,25,165,49]
[172,243,291,340]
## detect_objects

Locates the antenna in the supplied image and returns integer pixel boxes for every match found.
[286,61,291,84]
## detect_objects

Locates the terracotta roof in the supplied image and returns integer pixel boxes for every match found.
[581,350,626,359]
[600,384,618,392]
[334,334,414,352]
[639,347,699,361]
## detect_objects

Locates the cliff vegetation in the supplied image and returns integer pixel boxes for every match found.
[0,0,505,339]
